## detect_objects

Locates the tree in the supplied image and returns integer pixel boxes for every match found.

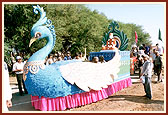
[46,4,109,56]
[4,4,152,65]
[4,4,47,63]
[117,21,151,50]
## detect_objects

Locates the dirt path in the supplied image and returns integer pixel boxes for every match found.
[9,73,165,112]
[70,74,165,112]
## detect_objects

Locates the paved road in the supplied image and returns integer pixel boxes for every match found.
[8,78,38,111]
[9,93,37,111]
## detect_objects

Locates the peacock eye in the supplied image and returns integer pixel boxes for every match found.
[35,32,41,38]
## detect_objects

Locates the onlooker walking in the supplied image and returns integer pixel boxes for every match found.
[53,53,58,62]
[155,52,162,82]
[79,52,85,61]
[74,53,80,60]
[138,56,144,78]
[156,43,163,56]
[57,52,63,61]
[99,56,106,63]
[150,49,157,74]
[10,52,16,64]
[150,49,156,62]
[12,56,28,96]
[131,45,138,57]
[58,57,62,61]
[3,62,12,111]
[64,51,72,60]
[46,54,54,65]
[23,58,28,65]
[140,54,153,99]
[145,45,150,55]
[92,57,99,63]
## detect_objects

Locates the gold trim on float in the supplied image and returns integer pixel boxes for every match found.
[23,61,45,81]
[113,36,121,49]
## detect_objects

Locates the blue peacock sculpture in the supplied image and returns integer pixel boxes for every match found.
[23,5,130,111]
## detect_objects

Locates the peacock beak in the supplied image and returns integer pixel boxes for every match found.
[29,37,38,47]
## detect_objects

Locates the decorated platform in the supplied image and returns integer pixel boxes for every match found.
[24,5,132,111]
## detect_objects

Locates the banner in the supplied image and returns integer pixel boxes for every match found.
[135,31,138,43]
[158,29,162,41]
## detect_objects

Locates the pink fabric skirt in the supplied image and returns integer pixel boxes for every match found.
[31,77,132,111]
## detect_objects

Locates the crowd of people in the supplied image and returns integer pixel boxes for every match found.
[45,51,107,65]
[130,43,164,100]
[131,43,163,82]
[45,51,87,65]
[9,51,87,67]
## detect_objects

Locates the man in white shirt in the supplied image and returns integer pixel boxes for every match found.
[156,43,163,56]
[12,56,28,96]
[140,54,153,99]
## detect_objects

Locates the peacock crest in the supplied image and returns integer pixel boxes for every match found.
[32,5,56,48]
[102,21,128,51]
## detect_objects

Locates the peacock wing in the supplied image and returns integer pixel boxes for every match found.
[60,50,121,92]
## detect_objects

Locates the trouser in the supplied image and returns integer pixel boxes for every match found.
[157,71,162,81]
[139,66,142,78]
[143,76,152,99]
[153,61,156,74]
[156,64,162,81]
[16,74,28,95]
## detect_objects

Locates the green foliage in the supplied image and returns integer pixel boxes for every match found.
[4,4,47,62]
[4,4,152,64]
[46,4,109,56]
[117,21,152,50]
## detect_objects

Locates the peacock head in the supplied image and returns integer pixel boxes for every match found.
[29,25,51,47]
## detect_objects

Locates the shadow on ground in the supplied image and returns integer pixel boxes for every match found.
[9,92,38,111]
[108,95,164,105]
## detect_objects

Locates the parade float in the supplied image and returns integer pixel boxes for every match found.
[89,21,131,84]
[23,5,132,111]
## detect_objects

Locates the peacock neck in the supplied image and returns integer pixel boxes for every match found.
[28,34,53,62]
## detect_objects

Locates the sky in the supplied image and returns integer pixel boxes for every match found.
[85,3,165,46]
